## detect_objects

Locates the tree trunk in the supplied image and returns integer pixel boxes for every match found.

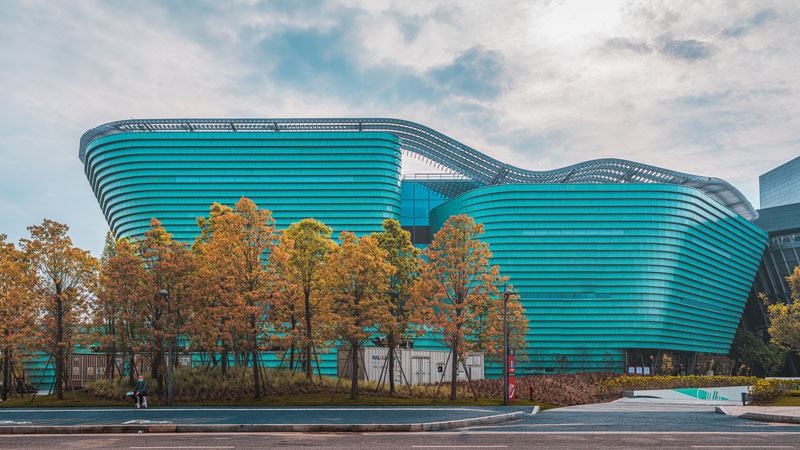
[208,351,216,370]
[388,337,396,396]
[251,315,261,398]
[351,343,359,400]
[450,346,458,400]
[304,289,313,381]
[152,349,163,396]
[289,314,296,372]
[54,285,64,400]
[128,354,135,386]
[108,335,116,380]
[252,349,261,399]
[221,345,228,376]
[2,338,9,402]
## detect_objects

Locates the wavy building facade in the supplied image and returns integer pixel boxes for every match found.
[430,184,765,372]
[83,131,402,239]
[79,118,768,375]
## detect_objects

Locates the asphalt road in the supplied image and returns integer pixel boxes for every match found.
[469,400,800,433]
[1,431,799,449]
[0,401,798,449]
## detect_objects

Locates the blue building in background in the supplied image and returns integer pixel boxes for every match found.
[760,156,800,209]
[74,118,767,377]
[739,157,800,376]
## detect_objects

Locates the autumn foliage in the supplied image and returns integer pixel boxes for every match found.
[413,215,528,400]
[0,234,36,400]
[275,218,335,381]
[190,198,280,398]
[323,232,394,399]
[2,200,532,402]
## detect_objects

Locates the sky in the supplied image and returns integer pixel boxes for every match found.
[1,0,799,257]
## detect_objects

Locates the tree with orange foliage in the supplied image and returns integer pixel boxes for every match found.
[21,220,98,400]
[95,237,148,385]
[413,215,527,400]
[93,233,120,380]
[191,203,236,375]
[0,234,36,400]
[373,218,421,395]
[323,232,394,399]
[134,219,195,396]
[274,218,334,381]
[264,237,303,372]
[472,287,527,366]
[191,198,280,398]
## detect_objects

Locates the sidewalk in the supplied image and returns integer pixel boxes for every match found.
[716,405,800,424]
[0,405,538,434]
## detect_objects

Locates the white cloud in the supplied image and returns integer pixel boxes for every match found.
[1,0,799,255]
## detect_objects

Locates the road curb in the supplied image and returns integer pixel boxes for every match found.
[715,406,800,424]
[0,409,531,434]
[737,412,800,424]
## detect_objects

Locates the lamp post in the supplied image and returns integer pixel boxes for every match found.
[502,284,512,405]
[159,289,173,405]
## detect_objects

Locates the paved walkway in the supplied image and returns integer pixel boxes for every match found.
[0,406,534,432]
[718,405,800,424]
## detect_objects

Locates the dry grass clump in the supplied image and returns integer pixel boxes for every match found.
[86,368,623,406]
[85,366,375,402]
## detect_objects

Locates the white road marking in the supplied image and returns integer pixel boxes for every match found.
[1,431,797,437]
[369,431,800,435]
[129,447,234,449]
[0,420,31,425]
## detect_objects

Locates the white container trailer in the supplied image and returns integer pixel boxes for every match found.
[425,350,484,384]
[339,348,484,386]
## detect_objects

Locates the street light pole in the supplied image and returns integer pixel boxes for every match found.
[502,284,512,405]
[159,289,173,405]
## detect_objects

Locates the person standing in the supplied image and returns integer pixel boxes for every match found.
[134,375,148,408]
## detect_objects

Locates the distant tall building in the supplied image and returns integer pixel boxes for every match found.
[743,157,800,375]
[760,156,800,209]
[753,156,800,305]
[752,202,800,305]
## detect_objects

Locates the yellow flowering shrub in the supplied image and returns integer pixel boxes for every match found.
[596,375,757,394]
[750,378,800,404]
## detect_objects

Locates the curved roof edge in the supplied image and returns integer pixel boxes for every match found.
[78,118,758,221]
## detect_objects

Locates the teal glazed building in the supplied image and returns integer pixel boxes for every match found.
[82,131,402,240]
[429,184,766,372]
[79,118,768,374]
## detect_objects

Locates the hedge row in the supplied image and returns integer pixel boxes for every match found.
[750,378,800,404]
[596,375,757,393]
